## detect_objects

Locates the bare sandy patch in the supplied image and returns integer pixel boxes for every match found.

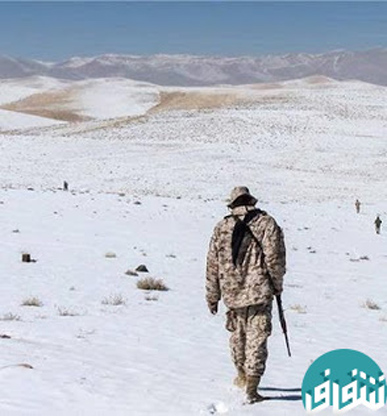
[150,90,241,113]
[150,88,292,113]
[2,90,91,122]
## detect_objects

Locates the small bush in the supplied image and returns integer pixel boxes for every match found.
[362,299,381,310]
[145,295,159,302]
[289,304,307,314]
[105,252,117,258]
[21,297,43,307]
[137,277,169,292]
[57,307,79,317]
[379,316,387,323]
[0,313,21,321]
[101,294,126,306]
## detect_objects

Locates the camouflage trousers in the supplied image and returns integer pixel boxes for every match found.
[226,303,272,377]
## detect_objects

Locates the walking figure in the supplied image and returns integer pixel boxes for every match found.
[375,215,382,234]
[206,186,286,404]
[355,199,361,214]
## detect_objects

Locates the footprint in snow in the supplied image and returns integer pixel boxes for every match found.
[207,402,228,414]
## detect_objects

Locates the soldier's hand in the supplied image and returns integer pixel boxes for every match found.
[208,302,218,315]
[273,287,282,297]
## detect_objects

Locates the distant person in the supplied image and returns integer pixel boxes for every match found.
[355,199,361,214]
[375,215,382,234]
[206,186,286,404]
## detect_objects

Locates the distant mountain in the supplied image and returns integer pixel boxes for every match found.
[0,56,47,78]
[1,49,387,86]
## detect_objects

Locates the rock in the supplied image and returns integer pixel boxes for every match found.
[125,269,139,276]
[135,264,149,272]
[18,363,34,369]
[105,252,117,259]
[22,253,31,263]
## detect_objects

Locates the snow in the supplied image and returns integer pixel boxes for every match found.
[0,77,69,105]
[74,79,159,119]
[0,77,160,124]
[0,78,386,415]
[0,109,63,130]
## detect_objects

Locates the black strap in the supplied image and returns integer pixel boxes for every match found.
[231,209,262,266]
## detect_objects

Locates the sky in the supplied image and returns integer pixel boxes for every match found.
[0,2,386,61]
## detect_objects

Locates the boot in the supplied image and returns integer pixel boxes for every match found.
[233,367,246,389]
[246,375,265,404]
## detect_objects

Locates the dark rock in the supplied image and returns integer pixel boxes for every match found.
[22,253,31,263]
[135,264,149,273]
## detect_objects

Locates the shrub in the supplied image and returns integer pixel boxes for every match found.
[0,313,21,321]
[101,294,126,306]
[137,277,169,291]
[21,297,43,307]
[289,304,307,314]
[57,307,80,317]
[362,299,381,310]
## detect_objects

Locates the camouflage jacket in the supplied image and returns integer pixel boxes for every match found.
[206,206,286,309]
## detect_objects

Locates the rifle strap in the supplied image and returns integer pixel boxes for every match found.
[230,209,264,267]
[231,210,278,293]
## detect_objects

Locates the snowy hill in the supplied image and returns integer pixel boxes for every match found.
[1,48,387,86]
[0,75,386,415]
[0,77,160,125]
[1,76,385,203]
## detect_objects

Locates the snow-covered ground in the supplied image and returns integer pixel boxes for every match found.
[0,77,159,128]
[0,109,64,130]
[0,78,386,415]
[0,77,386,202]
[73,78,159,120]
[0,76,68,106]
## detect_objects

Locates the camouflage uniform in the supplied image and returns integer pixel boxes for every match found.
[206,189,286,382]
[228,304,272,377]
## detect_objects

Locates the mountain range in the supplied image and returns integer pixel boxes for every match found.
[0,48,386,86]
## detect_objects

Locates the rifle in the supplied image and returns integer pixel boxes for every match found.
[276,294,291,357]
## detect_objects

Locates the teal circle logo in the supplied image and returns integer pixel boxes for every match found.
[302,349,386,413]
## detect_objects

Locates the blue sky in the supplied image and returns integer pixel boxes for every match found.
[0,2,386,61]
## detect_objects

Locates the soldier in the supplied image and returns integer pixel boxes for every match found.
[206,186,286,404]
[355,199,361,214]
[375,215,382,234]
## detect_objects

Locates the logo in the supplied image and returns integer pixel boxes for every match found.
[302,349,386,413]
